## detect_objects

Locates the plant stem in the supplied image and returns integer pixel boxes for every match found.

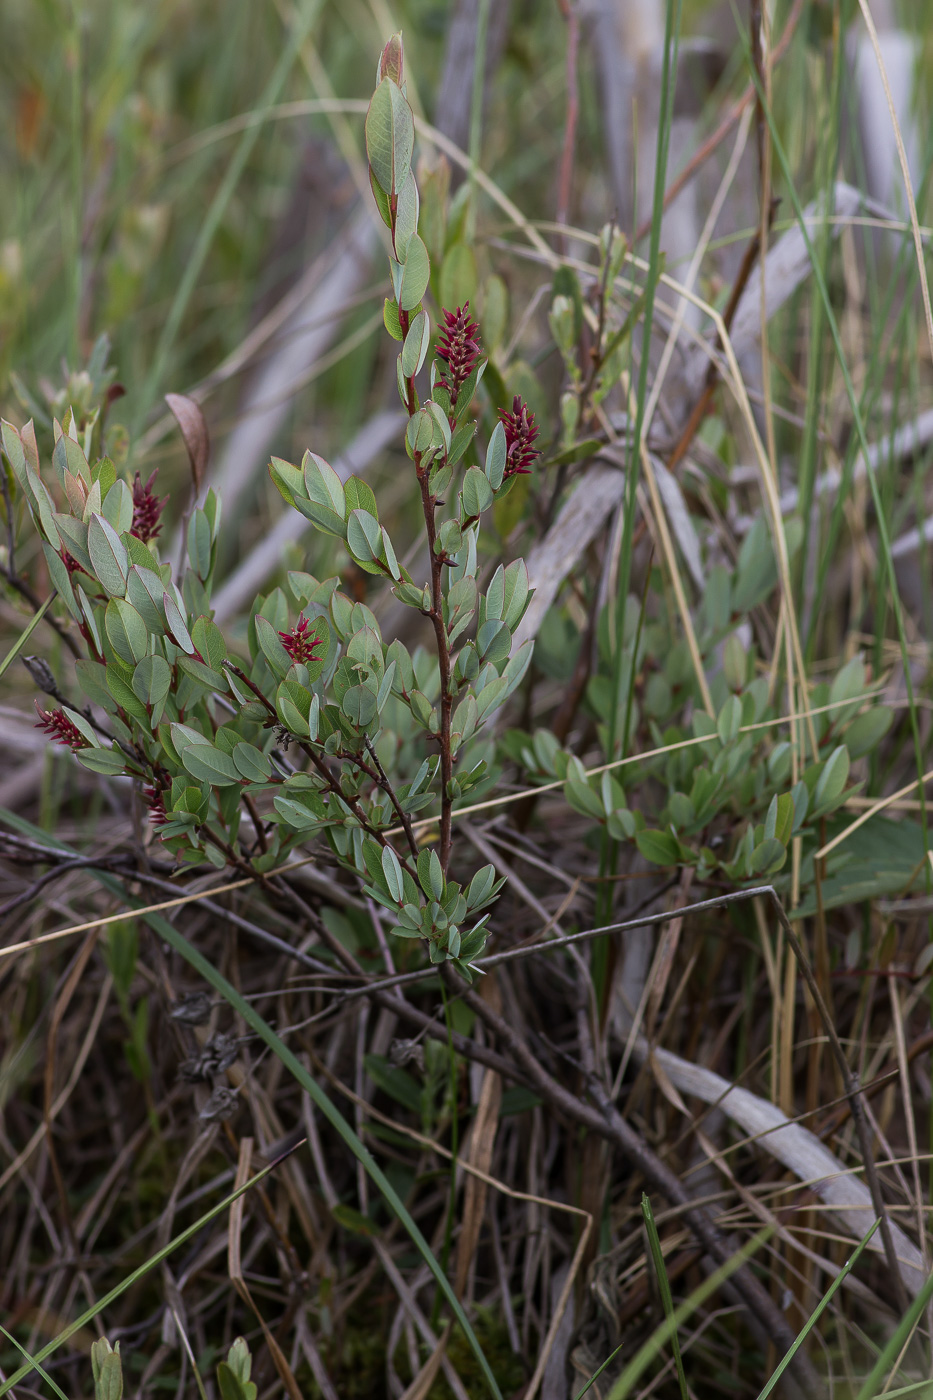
[396,303,455,875]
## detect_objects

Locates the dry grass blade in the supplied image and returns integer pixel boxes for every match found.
[454,983,503,1299]
[228,1138,304,1400]
[635,1040,924,1295]
[0,973,111,1195]
[816,767,933,860]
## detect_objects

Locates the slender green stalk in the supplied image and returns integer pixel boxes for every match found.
[597,0,682,971]
[854,1262,933,1400]
[0,1325,70,1400]
[467,0,492,241]
[755,1221,879,1399]
[0,1158,279,1395]
[69,0,83,361]
[133,0,323,435]
[739,23,929,857]
[576,1229,772,1400]
[0,594,54,681]
[641,1194,689,1399]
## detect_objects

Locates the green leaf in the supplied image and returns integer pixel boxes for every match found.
[76,659,116,712]
[409,689,436,729]
[393,169,420,260]
[254,615,292,679]
[564,776,605,820]
[126,566,166,634]
[844,706,892,760]
[105,663,150,722]
[269,456,305,507]
[181,743,242,788]
[765,791,795,847]
[365,76,414,197]
[344,475,379,519]
[302,451,346,516]
[52,514,93,576]
[224,1339,255,1392]
[191,616,227,671]
[383,297,403,340]
[369,166,392,227]
[829,653,865,710]
[401,309,430,377]
[232,742,273,782]
[346,508,383,566]
[448,419,477,467]
[87,514,128,597]
[105,598,149,666]
[187,509,213,580]
[216,1364,255,1400]
[461,466,492,518]
[501,558,531,631]
[466,864,497,910]
[635,829,681,865]
[417,848,444,901]
[94,1350,124,1400]
[76,745,129,776]
[132,655,171,711]
[364,1053,422,1114]
[717,694,742,745]
[102,479,133,535]
[399,234,431,312]
[341,684,378,728]
[751,837,787,875]
[812,746,850,816]
[162,590,195,654]
[41,542,81,621]
[382,846,404,903]
[474,675,507,722]
[484,421,506,489]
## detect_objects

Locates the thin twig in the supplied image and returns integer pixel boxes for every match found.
[767,890,910,1316]
[445,965,822,1399]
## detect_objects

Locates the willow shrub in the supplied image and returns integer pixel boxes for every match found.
[2,33,889,981]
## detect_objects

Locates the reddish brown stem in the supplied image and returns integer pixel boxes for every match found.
[396,264,454,875]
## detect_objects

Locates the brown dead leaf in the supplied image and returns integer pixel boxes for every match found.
[164,392,209,494]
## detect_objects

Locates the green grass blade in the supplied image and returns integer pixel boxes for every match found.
[608,0,683,763]
[641,1193,689,1399]
[0,594,54,683]
[755,1220,879,1400]
[593,1228,772,1400]
[0,1324,70,1400]
[0,1158,279,1395]
[597,0,684,983]
[736,13,928,851]
[854,1264,933,1400]
[0,806,504,1400]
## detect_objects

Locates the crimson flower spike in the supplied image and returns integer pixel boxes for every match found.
[143,785,169,829]
[278,613,324,665]
[435,303,481,407]
[498,395,541,476]
[131,470,168,543]
[34,703,88,752]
